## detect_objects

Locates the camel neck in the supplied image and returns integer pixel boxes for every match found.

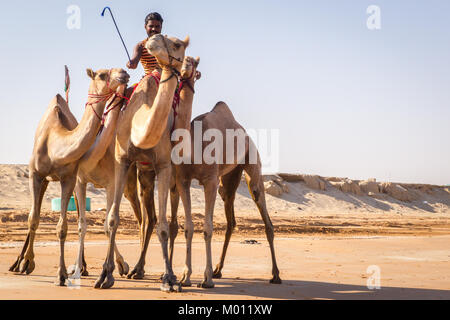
[56,95,107,164]
[130,66,179,149]
[175,78,195,132]
[79,95,123,169]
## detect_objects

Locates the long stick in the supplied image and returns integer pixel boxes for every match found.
[101,6,131,63]
[64,65,70,104]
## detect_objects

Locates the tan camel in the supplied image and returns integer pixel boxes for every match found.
[94,34,189,291]
[9,67,130,286]
[68,56,200,281]
[172,102,282,288]
[68,102,140,278]
[125,56,201,280]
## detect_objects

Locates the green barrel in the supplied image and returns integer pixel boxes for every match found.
[51,197,91,212]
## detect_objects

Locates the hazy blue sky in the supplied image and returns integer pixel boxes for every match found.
[0,0,449,184]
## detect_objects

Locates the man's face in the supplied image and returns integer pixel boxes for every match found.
[145,19,162,38]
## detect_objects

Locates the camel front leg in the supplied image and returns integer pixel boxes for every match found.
[10,172,48,274]
[68,179,89,277]
[55,175,77,286]
[94,160,130,289]
[156,164,179,292]
[103,185,130,277]
[198,179,218,289]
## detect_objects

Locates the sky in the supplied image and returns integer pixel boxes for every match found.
[0,0,449,185]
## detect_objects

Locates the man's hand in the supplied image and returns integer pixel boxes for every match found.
[127,60,138,69]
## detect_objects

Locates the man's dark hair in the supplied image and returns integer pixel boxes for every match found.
[145,12,163,24]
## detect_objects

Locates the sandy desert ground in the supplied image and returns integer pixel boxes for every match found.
[0,164,449,300]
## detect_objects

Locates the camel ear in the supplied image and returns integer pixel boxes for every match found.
[182,36,190,48]
[194,56,200,66]
[86,68,96,80]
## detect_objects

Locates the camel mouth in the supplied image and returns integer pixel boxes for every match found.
[115,76,129,84]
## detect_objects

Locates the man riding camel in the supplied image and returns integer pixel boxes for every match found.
[127,12,163,75]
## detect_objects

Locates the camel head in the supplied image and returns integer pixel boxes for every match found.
[145,34,189,73]
[86,68,130,95]
[181,56,201,81]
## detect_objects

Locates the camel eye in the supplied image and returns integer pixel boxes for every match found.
[98,73,107,81]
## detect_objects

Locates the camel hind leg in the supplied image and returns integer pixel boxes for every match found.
[68,179,89,277]
[213,166,244,279]
[168,171,179,267]
[9,172,48,274]
[243,162,282,284]
[127,168,157,280]
[198,178,218,288]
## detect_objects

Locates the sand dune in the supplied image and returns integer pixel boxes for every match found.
[0,164,449,241]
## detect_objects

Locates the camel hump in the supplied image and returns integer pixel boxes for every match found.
[211,101,235,120]
[51,94,70,112]
[48,94,78,130]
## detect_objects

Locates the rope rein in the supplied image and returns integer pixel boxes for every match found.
[85,70,129,124]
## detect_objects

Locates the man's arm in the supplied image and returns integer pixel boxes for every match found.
[127,42,143,69]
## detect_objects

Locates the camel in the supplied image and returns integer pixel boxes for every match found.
[125,56,201,280]
[171,102,282,288]
[94,34,189,291]
[67,100,140,278]
[67,56,200,281]
[9,67,130,286]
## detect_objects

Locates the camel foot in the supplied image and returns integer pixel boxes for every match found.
[180,272,192,287]
[172,283,182,292]
[116,260,129,277]
[160,283,174,293]
[54,268,68,286]
[212,267,222,279]
[197,280,215,289]
[94,271,115,289]
[270,275,282,284]
[68,264,89,277]
[94,263,115,289]
[20,258,35,275]
[127,265,145,279]
[160,273,179,293]
[9,256,24,272]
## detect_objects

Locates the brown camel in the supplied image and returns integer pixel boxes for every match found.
[125,56,201,280]
[9,67,130,286]
[171,102,282,288]
[94,34,189,291]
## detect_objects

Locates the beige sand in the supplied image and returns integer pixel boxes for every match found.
[0,164,449,299]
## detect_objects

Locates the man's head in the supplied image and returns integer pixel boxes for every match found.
[145,12,163,38]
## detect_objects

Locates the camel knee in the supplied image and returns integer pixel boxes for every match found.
[108,217,119,229]
[157,223,169,241]
[78,218,87,235]
[27,212,40,232]
[56,220,68,239]
[203,223,213,241]
[169,219,178,236]
[184,222,194,239]
[265,223,274,239]
[226,220,236,234]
